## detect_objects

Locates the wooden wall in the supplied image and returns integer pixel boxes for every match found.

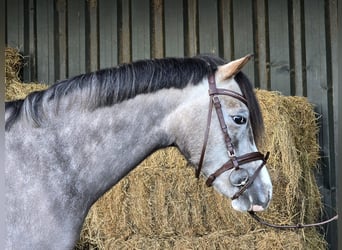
[5,0,339,248]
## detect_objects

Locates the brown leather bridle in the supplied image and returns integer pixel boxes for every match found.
[196,73,338,229]
[196,74,270,200]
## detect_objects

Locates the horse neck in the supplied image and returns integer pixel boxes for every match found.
[42,86,194,202]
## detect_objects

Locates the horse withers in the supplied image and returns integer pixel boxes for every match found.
[5,54,272,249]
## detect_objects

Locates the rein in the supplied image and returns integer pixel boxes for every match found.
[197,73,338,229]
[248,211,338,229]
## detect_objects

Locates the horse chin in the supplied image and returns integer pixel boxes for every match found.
[231,198,251,212]
[231,200,266,212]
[231,191,272,212]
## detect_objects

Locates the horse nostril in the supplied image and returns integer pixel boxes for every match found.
[229,168,249,187]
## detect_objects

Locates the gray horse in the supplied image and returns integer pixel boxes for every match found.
[5,54,272,249]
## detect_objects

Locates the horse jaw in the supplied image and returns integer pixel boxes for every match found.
[204,141,273,212]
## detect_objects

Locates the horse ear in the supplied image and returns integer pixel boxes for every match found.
[217,54,253,81]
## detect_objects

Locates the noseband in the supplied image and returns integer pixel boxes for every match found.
[196,74,269,200]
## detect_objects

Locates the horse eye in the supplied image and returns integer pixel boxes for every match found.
[232,115,247,125]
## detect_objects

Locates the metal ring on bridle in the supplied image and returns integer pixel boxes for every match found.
[229,168,249,187]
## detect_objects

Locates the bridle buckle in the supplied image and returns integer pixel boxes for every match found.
[227,150,236,158]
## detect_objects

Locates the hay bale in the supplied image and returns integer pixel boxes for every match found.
[104,229,324,250]
[5,47,326,249]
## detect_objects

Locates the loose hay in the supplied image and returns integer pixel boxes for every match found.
[5,47,48,101]
[5,47,22,84]
[5,47,327,250]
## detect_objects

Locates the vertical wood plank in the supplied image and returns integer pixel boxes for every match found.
[337,0,342,245]
[99,0,118,69]
[6,0,27,83]
[326,0,338,246]
[184,0,198,56]
[131,0,150,60]
[67,0,86,77]
[218,0,233,60]
[118,0,131,64]
[304,1,334,230]
[151,0,164,58]
[36,0,55,84]
[6,0,24,49]
[328,0,338,138]
[56,0,67,80]
[87,0,99,72]
[232,0,254,83]
[304,0,329,141]
[253,0,269,89]
[289,0,304,96]
[267,0,291,95]
[198,0,219,54]
[23,0,37,82]
[164,0,184,57]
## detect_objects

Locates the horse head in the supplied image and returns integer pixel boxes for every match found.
[169,55,272,212]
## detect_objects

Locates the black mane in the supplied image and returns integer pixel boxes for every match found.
[48,55,225,108]
[5,55,264,144]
